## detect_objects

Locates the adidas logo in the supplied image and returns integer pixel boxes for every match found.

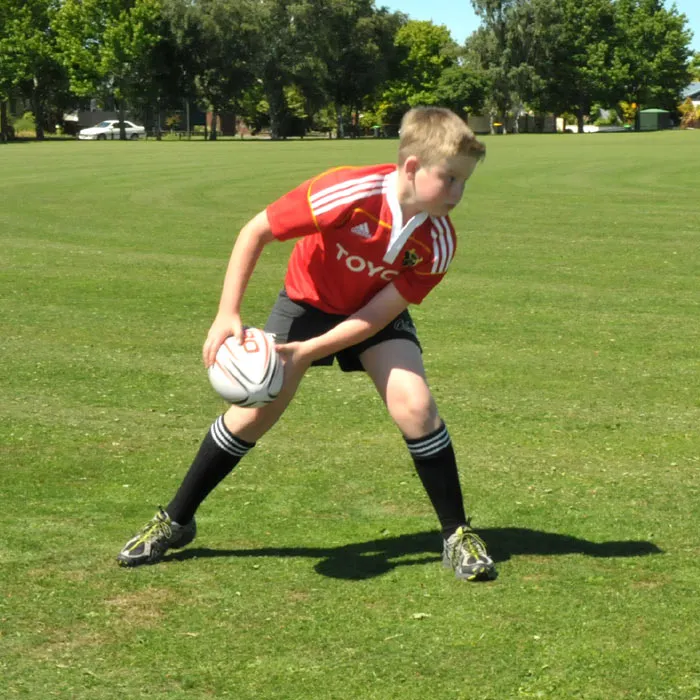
[350,222,371,239]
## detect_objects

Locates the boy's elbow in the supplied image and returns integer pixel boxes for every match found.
[242,210,275,245]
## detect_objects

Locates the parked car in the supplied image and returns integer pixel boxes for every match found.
[78,120,145,140]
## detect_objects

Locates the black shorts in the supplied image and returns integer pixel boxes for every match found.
[264,289,421,372]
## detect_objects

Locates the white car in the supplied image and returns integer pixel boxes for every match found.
[78,120,145,140]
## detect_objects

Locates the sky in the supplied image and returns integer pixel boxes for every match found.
[380,0,700,53]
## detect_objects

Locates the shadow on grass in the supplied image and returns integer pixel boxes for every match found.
[1,136,79,144]
[163,527,662,580]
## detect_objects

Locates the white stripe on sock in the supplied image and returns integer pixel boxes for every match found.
[407,426,451,458]
[210,416,251,458]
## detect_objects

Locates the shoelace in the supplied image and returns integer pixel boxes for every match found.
[136,513,172,544]
[453,520,490,562]
[460,529,489,560]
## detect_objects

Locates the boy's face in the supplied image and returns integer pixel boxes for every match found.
[403,154,479,218]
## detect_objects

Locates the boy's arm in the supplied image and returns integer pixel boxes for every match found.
[202,210,275,367]
[277,283,410,369]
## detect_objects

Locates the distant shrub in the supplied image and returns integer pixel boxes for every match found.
[13,111,35,136]
[159,132,192,141]
[679,98,700,129]
[165,114,181,131]
[618,101,638,125]
[593,108,621,127]
[590,104,620,126]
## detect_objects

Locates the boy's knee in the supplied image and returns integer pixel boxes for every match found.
[386,389,439,438]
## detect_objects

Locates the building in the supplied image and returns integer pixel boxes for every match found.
[682,82,700,107]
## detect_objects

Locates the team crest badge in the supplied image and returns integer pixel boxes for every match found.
[402,249,423,267]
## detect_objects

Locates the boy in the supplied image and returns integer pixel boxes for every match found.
[117,106,496,581]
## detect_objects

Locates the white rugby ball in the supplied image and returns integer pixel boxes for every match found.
[208,328,284,407]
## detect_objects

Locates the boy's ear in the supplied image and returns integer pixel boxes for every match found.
[403,155,420,182]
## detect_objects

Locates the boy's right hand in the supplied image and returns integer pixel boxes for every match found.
[202,312,244,368]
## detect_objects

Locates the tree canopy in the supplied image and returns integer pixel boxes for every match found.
[0,0,695,139]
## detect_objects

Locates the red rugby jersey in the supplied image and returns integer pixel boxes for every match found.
[265,164,457,315]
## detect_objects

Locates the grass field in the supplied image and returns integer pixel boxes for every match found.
[1,132,699,699]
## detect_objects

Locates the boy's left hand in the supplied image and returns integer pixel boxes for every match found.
[275,341,313,378]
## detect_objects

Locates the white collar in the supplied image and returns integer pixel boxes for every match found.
[382,170,428,264]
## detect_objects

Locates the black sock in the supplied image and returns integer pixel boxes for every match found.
[166,415,255,524]
[404,422,467,540]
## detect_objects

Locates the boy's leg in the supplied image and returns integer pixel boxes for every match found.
[165,368,306,525]
[117,350,306,568]
[360,339,495,581]
[360,339,465,534]
[117,289,332,568]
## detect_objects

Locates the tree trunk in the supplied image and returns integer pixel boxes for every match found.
[577,108,585,134]
[336,109,344,139]
[156,100,162,141]
[209,110,218,140]
[353,107,361,138]
[32,85,45,141]
[266,81,286,140]
[118,100,126,140]
[0,101,8,143]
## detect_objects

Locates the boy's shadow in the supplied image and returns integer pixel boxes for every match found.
[165,527,662,580]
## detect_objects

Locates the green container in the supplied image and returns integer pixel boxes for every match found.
[639,109,670,131]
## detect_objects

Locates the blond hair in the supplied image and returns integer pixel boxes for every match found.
[398,107,485,166]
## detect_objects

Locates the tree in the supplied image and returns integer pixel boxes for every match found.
[0,0,29,140]
[467,0,551,133]
[0,0,71,140]
[533,0,623,133]
[690,52,700,81]
[55,0,164,140]
[504,0,560,130]
[165,0,262,140]
[397,20,457,105]
[468,0,521,133]
[465,25,503,132]
[249,0,323,139]
[432,60,488,117]
[314,1,403,137]
[615,0,693,120]
[376,20,458,126]
[134,10,196,136]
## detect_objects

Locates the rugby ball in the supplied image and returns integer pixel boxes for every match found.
[208,328,284,407]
